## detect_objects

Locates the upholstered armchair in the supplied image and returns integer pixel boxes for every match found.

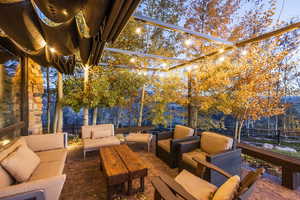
[155,125,197,168]
[178,131,241,186]
[151,158,264,200]
[81,124,120,159]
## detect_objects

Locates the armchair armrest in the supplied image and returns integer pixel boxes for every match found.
[193,157,232,179]
[171,136,200,153]
[155,131,173,141]
[177,139,200,154]
[23,133,66,152]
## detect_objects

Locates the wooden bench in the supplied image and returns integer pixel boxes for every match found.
[238,143,300,189]
[99,144,148,199]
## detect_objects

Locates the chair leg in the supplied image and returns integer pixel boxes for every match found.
[83,150,86,159]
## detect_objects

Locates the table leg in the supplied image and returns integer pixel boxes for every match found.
[107,185,113,200]
[128,180,133,195]
[140,177,145,192]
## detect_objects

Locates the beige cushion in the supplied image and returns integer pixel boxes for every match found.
[30,161,65,181]
[0,166,14,188]
[182,149,207,168]
[36,149,67,163]
[0,137,27,161]
[175,170,217,200]
[92,124,114,139]
[82,125,93,139]
[201,132,233,155]
[83,136,120,150]
[158,139,171,152]
[23,134,64,152]
[1,145,40,182]
[212,175,240,200]
[173,125,194,139]
[126,133,152,143]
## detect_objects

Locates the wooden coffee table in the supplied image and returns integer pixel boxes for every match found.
[99,144,148,199]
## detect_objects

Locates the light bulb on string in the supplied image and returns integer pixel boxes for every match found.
[135,27,142,34]
[241,49,248,56]
[184,39,193,47]
[49,47,56,53]
[217,56,225,63]
[162,63,167,67]
[130,57,136,63]
[219,48,225,53]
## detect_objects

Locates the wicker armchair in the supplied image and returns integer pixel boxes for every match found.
[178,131,241,186]
[151,158,264,200]
[155,125,197,168]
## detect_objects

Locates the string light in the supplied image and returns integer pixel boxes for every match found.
[241,50,248,56]
[218,56,225,62]
[219,49,225,53]
[162,63,167,67]
[184,39,193,46]
[1,139,10,146]
[49,47,56,53]
[135,27,142,34]
[130,57,136,63]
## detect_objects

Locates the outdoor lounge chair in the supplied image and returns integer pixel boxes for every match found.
[178,131,241,186]
[151,158,265,200]
[81,124,120,159]
[156,125,197,168]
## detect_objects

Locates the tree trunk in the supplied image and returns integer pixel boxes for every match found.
[46,67,51,133]
[57,72,63,132]
[83,67,89,125]
[234,120,244,143]
[138,85,145,127]
[92,107,98,125]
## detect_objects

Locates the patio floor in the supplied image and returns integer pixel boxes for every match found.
[60,143,300,200]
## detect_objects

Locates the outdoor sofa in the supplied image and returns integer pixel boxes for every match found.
[0,133,67,200]
[81,124,120,159]
[156,125,197,168]
[178,131,241,186]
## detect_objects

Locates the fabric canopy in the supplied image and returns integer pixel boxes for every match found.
[0,0,141,74]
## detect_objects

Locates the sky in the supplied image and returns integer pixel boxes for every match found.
[275,0,300,22]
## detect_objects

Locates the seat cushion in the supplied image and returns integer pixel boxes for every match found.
[36,149,67,163]
[173,125,194,139]
[182,149,207,168]
[158,139,171,152]
[24,134,64,152]
[30,160,65,181]
[1,145,40,182]
[201,132,233,155]
[126,133,152,143]
[0,166,14,188]
[83,136,120,150]
[175,170,217,200]
[212,175,240,200]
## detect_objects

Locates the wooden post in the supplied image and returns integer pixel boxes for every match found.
[187,71,192,127]
[57,72,63,132]
[83,66,89,126]
[46,67,51,133]
[20,56,29,136]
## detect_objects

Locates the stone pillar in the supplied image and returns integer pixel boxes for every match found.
[13,58,44,134]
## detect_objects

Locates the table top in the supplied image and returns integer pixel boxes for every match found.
[99,144,147,184]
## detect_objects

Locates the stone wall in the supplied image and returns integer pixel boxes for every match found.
[0,58,44,134]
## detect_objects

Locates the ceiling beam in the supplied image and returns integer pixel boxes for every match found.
[104,47,187,62]
[169,22,300,71]
[133,14,234,46]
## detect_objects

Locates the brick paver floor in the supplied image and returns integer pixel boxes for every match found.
[60,143,300,200]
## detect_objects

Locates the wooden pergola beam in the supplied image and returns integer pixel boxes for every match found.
[169,22,300,71]
[104,47,187,62]
[133,14,234,46]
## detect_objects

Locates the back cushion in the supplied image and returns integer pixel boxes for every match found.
[24,134,64,152]
[1,145,40,182]
[92,124,114,139]
[0,166,14,188]
[201,132,233,154]
[81,126,93,139]
[173,125,194,139]
[212,175,240,200]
